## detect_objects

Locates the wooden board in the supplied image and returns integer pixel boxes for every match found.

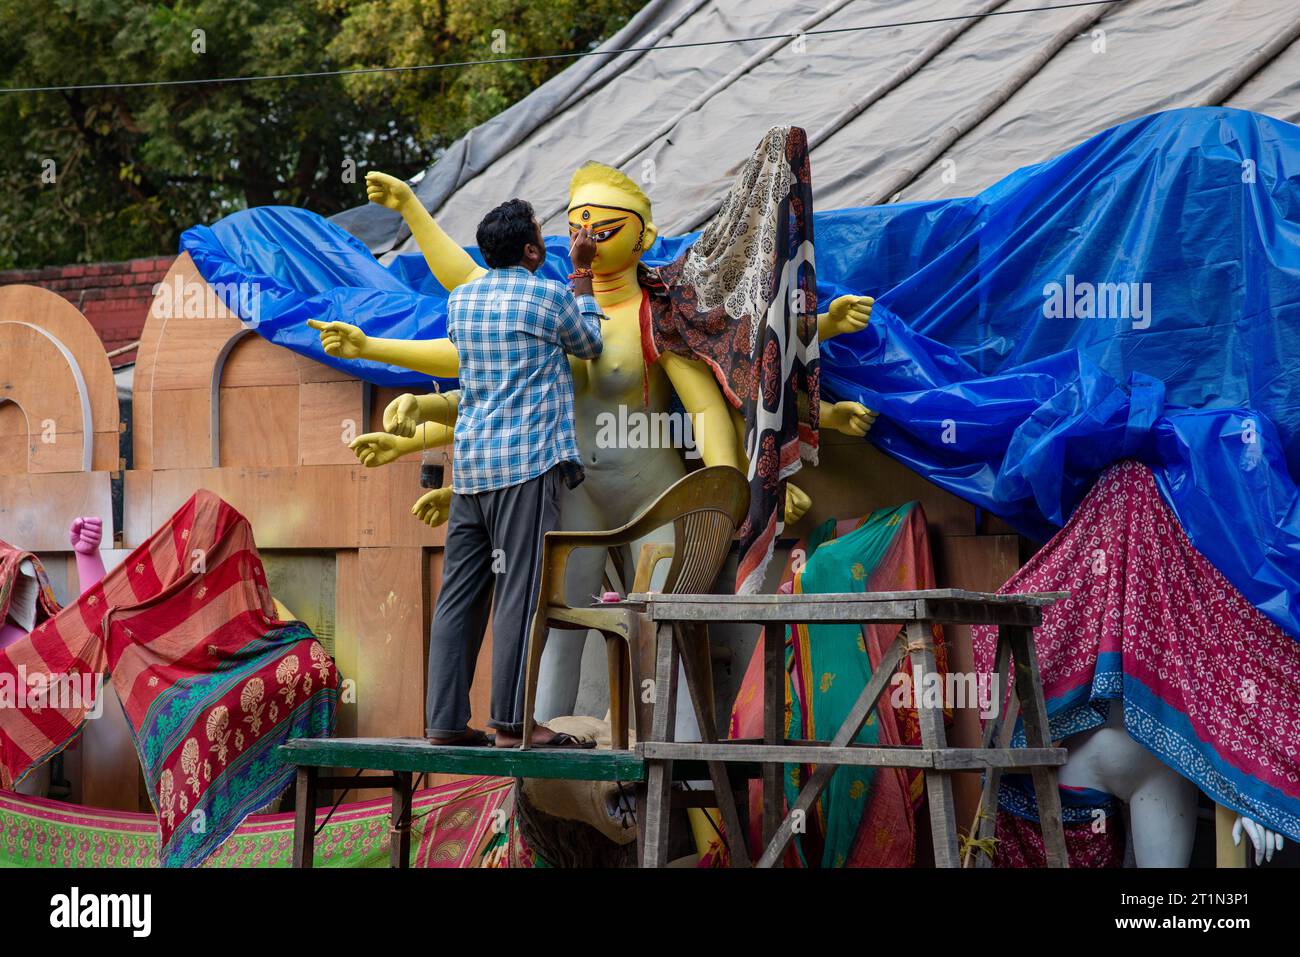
[332,550,362,743]
[218,331,302,389]
[357,461,448,548]
[0,471,113,549]
[631,587,1056,605]
[142,314,245,393]
[124,466,361,548]
[133,254,236,468]
[299,380,366,466]
[0,323,90,472]
[146,388,210,470]
[218,384,300,467]
[79,682,141,812]
[123,465,445,549]
[336,547,427,740]
[0,402,28,473]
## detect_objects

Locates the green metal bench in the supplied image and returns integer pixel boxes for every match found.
[278,737,755,867]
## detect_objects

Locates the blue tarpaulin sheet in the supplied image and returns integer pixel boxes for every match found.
[181,107,1300,639]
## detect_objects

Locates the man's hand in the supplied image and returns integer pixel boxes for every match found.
[307,318,368,359]
[69,517,102,555]
[383,394,422,438]
[366,171,417,213]
[819,295,873,340]
[350,432,407,468]
[570,225,597,270]
[412,487,453,528]
[785,482,811,523]
[823,400,879,437]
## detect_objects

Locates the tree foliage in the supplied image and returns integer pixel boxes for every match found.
[0,0,642,268]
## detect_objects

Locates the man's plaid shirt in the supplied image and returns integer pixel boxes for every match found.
[448,266,603,494]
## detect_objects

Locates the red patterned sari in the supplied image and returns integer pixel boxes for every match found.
[0,491,337,866]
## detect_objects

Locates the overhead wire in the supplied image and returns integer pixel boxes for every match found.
[0,1,1124,95]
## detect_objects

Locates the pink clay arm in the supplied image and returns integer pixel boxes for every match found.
[69,517,107,593]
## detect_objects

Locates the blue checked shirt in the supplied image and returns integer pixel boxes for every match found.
[448,266,603,494]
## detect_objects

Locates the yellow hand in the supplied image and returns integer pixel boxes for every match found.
[785,482,812,522]
[307,318,367,359]
[379,392,460,438]
[822,400,878,437]
[365,171,416,213]
[348,431,428,467]
[305,318,460,378]
[366,169,486,292]
[412,487,453,528]
[817,295,873,340]
[383,394,422,438]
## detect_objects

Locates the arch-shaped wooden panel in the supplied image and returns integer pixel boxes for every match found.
[0,284,119,471]
[131,252,437,544]
[0,285,116,549]
[132,254,241,469]
[0,323,91,472]
[214,330,300,467]
[134,253,362,469]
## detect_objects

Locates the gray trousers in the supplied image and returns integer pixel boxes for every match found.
[425,467,560,736]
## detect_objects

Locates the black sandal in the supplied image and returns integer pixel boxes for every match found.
[531,731,597,750]
[425,728,494,747]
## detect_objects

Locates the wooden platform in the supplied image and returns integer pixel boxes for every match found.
[279,736,759,867]
[279,736,647,781]
[629,588,1071,868]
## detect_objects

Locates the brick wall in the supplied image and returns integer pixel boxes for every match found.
[0,256,174,368]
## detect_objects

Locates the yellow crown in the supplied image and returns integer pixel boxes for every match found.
[568,162,653,224]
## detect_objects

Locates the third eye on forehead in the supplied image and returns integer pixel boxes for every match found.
[568,218,629,245]
[569,208,631,230]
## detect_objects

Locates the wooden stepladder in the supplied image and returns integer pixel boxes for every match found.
[961,623,1067,868]
[634,590,1070,869]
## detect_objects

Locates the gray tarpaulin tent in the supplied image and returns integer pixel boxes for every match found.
[332,0,1300,256]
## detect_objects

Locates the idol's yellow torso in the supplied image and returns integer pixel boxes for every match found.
[566,277,691,523]
[566,280,644,405]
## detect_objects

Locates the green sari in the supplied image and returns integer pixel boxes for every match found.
[787,503,916,867]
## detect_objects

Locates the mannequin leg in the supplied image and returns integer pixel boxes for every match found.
[1059,705,1199,867]
[1126,762,1199,867]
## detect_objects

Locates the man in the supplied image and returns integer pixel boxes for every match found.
[426,198,602,748]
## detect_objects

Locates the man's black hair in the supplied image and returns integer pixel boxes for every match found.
[476,198,539,269]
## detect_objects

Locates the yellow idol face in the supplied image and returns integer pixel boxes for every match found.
[567,203,646,272]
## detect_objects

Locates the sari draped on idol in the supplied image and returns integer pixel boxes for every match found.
[710,501,948,867]
[0,491,338,866]
[642,125,820,594]
[972,461,1300,866]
